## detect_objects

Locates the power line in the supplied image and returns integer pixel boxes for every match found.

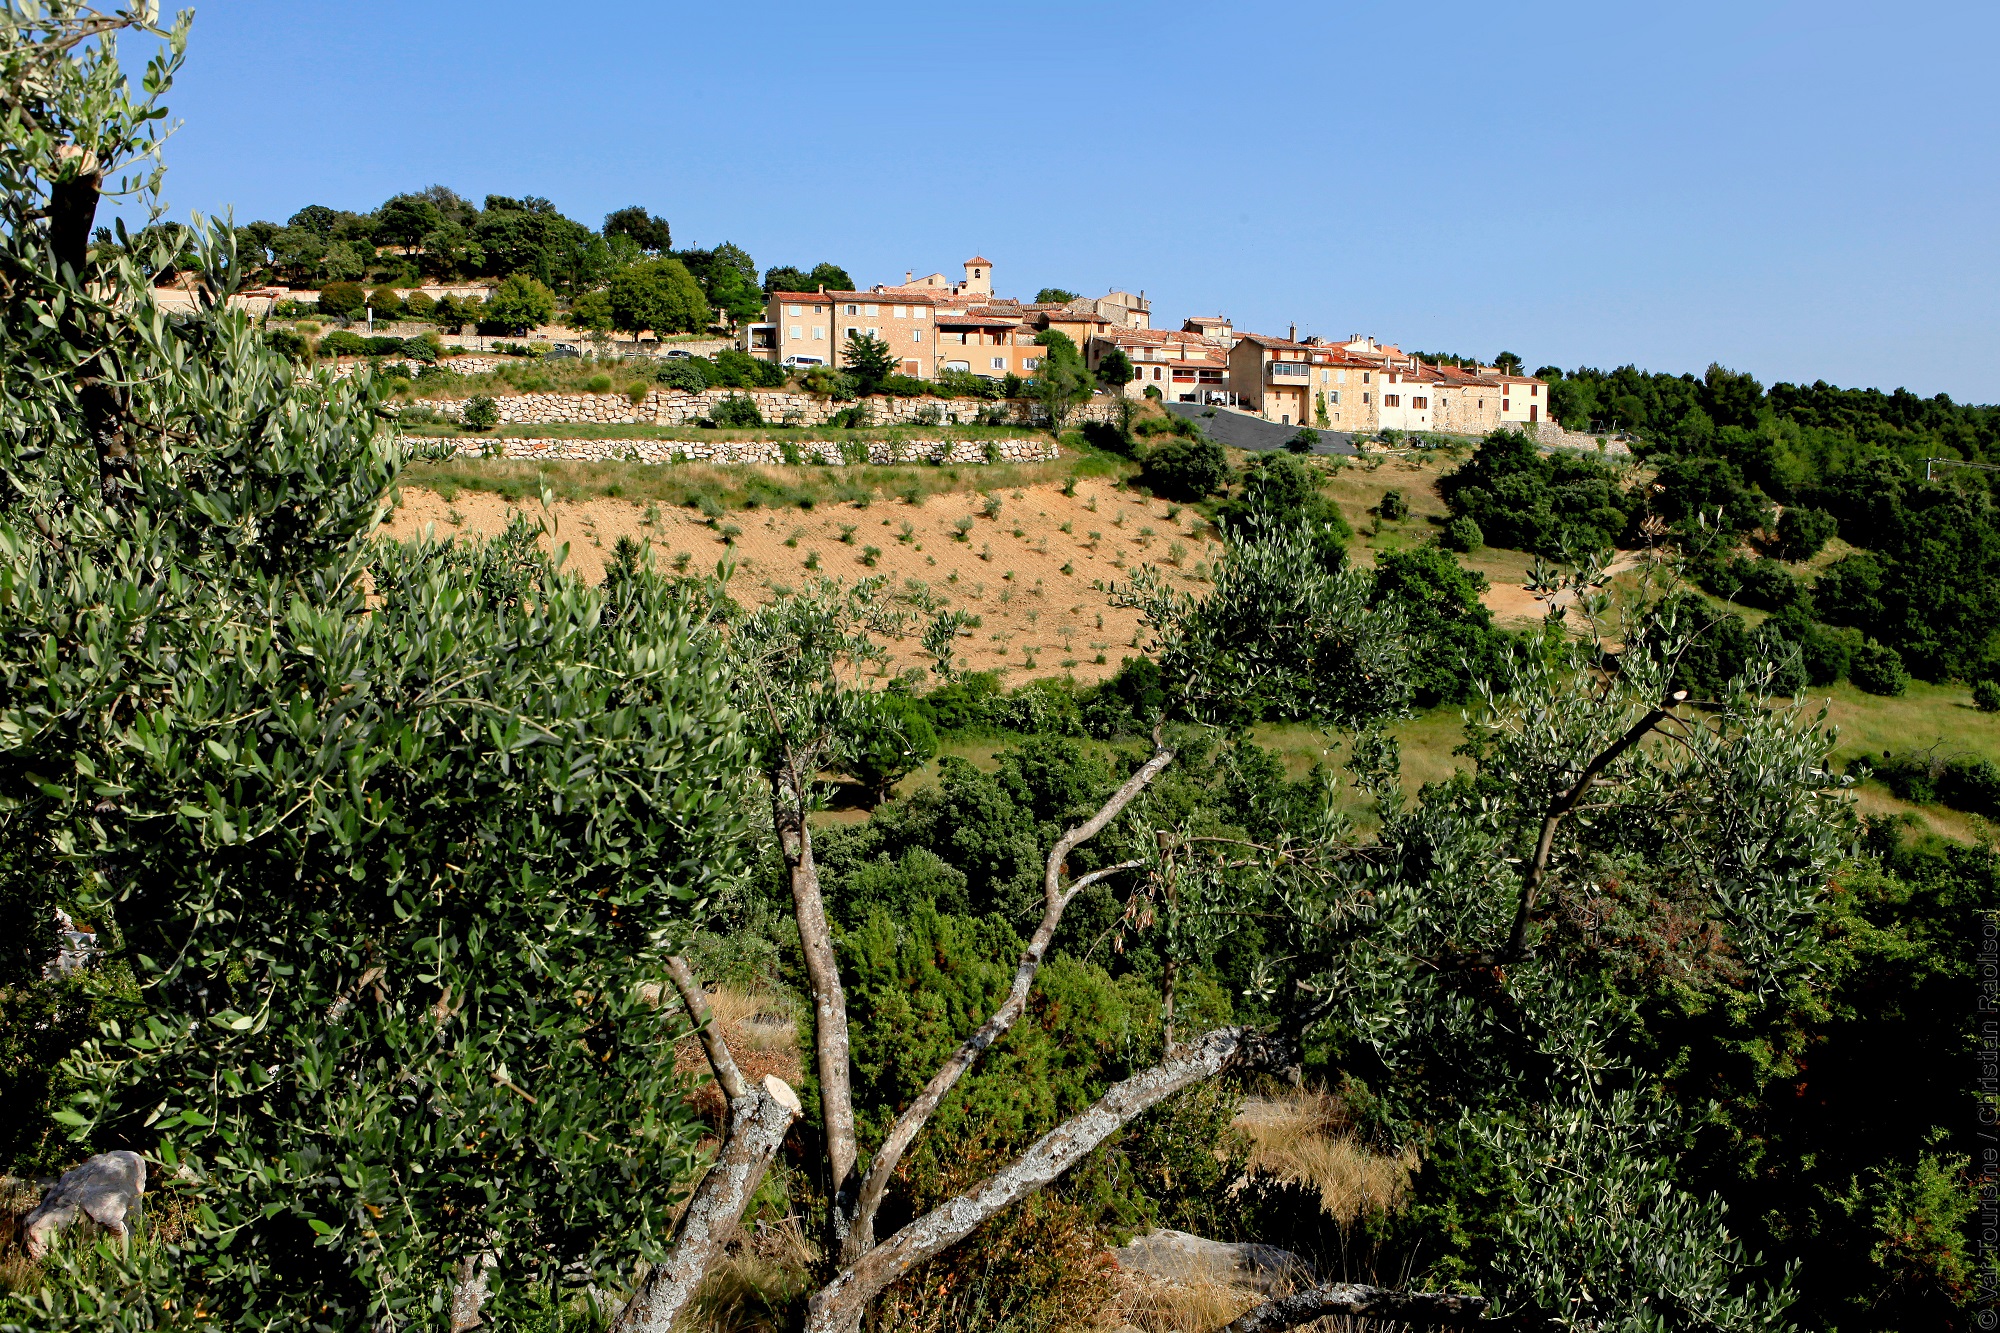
[1924,457,2000,480]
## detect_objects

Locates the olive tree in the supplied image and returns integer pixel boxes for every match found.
[1,10,751,1330]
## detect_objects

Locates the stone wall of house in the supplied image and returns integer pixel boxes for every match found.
[1527,419,1633,457]
[431,436,1062,466]
[405,386,1120,429]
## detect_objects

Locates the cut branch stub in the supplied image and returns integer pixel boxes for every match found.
[611,1075,801,1333]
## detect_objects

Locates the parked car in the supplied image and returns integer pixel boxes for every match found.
[547,342,580,359]
[782,355,824,367]
[663,348,693,360]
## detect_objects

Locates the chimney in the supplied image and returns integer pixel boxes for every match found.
[817,283,824,293]
[906,270,913,284]
[1289,322,1296,342]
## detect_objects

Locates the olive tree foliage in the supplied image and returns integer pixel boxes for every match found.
[1112,514,1413,727]
[1218,552,1844,1331]
[1,10,752,1331]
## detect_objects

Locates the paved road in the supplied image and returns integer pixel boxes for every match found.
[1162,401,1357,456]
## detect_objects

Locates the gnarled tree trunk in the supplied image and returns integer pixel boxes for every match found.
[805,1025,1280,1333]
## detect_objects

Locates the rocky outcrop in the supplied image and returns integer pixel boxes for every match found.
[1111,1228,1304,1294]
[22,1150,147,1258]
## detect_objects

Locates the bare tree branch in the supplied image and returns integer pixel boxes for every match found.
[613,956,799,1333]
[1218,1283,1492,1331]
[806,1023,1278,1333]
[772,772,859,1240]
[665,954,747,1103]
[1501,692,1683,961]
[842,744,1174,1261]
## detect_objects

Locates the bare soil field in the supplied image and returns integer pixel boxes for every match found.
[388,476,1226,685]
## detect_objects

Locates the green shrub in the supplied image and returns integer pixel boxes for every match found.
[846,693,939,804]
[1851,639,1909,696]
[318,329,365,357]
[1975,679,2000,713]
[367,285,403,317]
[1143,384,1162,401]
[654,359,710,393]
[362,335,404,357]
[712,394,763,428]
[1777,506,1839,561]
[585,374,613,393]
[1286,427,1320,455]
[1378,488,1409,521]
[317,280,365,318]
[265,328,308,359]
[626,381,650,405]
[1136,436,1229,502]
[1442,515,1484,552]
[462,394,500,431]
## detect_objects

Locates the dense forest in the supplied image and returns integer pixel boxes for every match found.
[1442,367,2000,691]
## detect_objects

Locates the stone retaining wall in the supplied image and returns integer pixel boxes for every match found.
[1527,420,1634,457]
[404,385,1119,429]
[431,436,1062,467]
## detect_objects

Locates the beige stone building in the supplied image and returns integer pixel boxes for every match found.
[1089,327,1230,401]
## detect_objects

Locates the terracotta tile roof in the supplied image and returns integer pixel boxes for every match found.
[826,290,939,305]
[964,255,993,266]
[1235,332,1304,349]
[769,292,838,303]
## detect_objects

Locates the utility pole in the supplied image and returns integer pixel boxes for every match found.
[1924,457,2000,481]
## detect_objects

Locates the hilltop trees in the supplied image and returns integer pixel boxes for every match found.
[608,256,710,339]
[603,203,672,253]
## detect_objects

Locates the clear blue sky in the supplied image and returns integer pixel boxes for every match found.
[144,1,2000,401]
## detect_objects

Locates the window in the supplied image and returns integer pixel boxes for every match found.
[1503,399,1510,411]
[812,326,825,339]
[1320,370,1329,383]
[1153,366,1163,380]
[1384,394,1400,407]
[1362,392,1370,404]
[1412,396,1428,409]
[910,307,926,320]
[991,357,1005,370]
[1023,357,1040,370]
[1362,372,1370,383]
[1329,391,1339,405]
[903,359,920,376]
[789,326,802,340]
[786,305,802,317]
[894,305,906,318]
[867,326,881,338]
[1271,362,1309,379]
[1336,370,1347,384]
[1531,384,1539,396]
[864,304,879,317]
[814,304,825,314]
[845,304,858,316]
[910,328,923,343]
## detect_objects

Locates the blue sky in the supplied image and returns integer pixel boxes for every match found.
[142,1,2000,401]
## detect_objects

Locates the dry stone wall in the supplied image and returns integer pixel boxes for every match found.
[432,436,1062,466]
[405,386,1120,429]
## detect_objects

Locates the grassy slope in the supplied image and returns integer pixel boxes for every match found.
[393,438,1998,840]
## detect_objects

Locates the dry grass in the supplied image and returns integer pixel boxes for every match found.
[685,1215,818,1333]
[1108,1271,1266,1332]
[669,986,803,1122]
[1235,1093,1417,1222]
